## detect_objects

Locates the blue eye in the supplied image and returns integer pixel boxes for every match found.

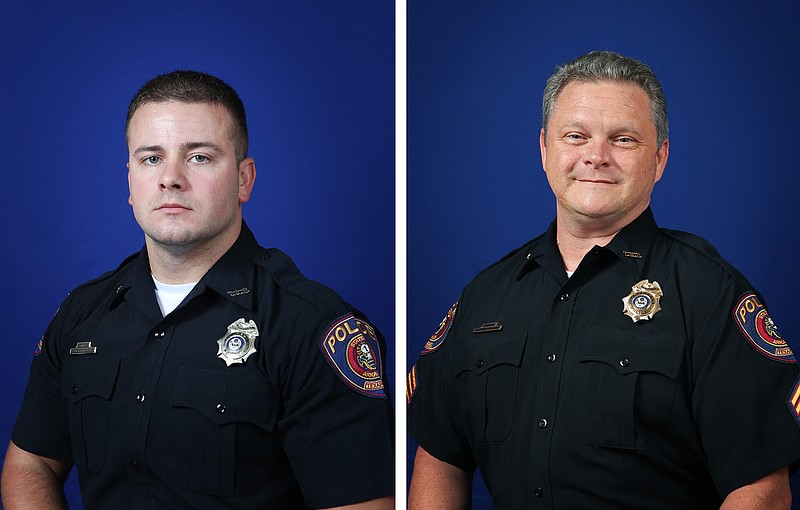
[144,155,161,165]
[191,155,209,163]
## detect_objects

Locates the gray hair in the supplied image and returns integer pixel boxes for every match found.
[542,51,668,146]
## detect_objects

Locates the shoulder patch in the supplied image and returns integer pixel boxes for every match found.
[406,364,418,405]
[421,302,458,355]
[733,292,796,363]
[319,313,386,399]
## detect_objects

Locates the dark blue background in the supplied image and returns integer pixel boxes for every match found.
[408,1,800,507]
[0,1,394,507]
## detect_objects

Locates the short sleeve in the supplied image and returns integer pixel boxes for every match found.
[691,279,800,495]
[275,312,394,508]
[408,301,477,472]
[11,294,74,461]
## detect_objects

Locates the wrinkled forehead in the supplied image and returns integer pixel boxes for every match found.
[551,79,655,129]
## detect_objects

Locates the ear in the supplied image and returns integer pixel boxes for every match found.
[127,161,133,206]
[654,139,669,183]
[238,158,256,204]
[539,128,548,172]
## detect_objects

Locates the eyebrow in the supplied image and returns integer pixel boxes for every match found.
[132,141,226,156]
[558,122,644,137]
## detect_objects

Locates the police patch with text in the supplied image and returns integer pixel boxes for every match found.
[320,313,386,399]
[733,292,796,363]
[421,302,458,355]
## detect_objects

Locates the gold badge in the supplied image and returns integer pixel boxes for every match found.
[622,280,663,322]
[217,318,259,366]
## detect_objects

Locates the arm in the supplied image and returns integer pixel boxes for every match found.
[320,495,395,509]
[1,440,72,510]
[408,446,472,510]
[720,466,791,510]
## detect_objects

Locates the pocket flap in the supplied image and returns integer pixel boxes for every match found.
[579,327,682,378]
[170,366,278,430]
[61,356,120,402]
[457,331,527,376]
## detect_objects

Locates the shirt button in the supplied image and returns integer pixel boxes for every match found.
[130,459,140,471]
[546,354,557,363]
[71,386,78,395]
[216,403,227,414]
[559,293,570,301]
[619,358,630,367]
[538,418,548,428]
[154,332,165,338]
[475,360,484,368]
[534,487,544,497]
[136,394,146,403]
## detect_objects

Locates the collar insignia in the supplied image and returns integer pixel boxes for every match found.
[227,287,250,297]
[217,318,259,366]
[622,280,663,322]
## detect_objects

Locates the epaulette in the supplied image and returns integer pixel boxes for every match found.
[660,228,747,282]
[467,234,544,288]
[476,235,542,275]
[254,248,337,310]
[68,251,141,294]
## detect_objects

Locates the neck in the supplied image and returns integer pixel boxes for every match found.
[146,222,241,284]
[555,208,643,272]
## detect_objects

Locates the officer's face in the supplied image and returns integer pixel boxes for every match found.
[540,80,668,228]
[127,101,255,254]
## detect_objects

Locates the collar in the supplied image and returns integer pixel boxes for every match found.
[112,222,261,316]
[518,208,661,280]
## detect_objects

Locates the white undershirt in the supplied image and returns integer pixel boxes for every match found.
[566,270,574,278]
[152,276,199,316]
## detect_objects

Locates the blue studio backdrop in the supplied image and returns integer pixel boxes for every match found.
[408,1,800,507]
[0,1,394,507]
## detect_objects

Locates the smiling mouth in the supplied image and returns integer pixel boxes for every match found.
[577,179,615,184]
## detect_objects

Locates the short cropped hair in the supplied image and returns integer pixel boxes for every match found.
[542,51,668,147]
[126,70,249,161]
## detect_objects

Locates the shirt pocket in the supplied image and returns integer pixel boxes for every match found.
[61,356,121,475]
[456,331,527,445]
[572,327,682,449]
[168,366,278,495]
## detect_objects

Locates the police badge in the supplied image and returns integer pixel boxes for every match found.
[217,318,259,366]
[622,280,663,322]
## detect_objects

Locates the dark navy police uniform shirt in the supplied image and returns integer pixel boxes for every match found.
[408,208,800,509]
[13,223,394,509]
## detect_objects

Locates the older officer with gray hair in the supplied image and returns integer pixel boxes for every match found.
[407,50,800,509]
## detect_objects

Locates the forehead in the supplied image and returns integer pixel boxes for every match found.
[127,101,234,143]
[551,80,653,127]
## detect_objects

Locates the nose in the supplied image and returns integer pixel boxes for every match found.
[583,139,611,169]
[158,159,186,190]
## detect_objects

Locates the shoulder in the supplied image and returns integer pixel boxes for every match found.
[460,236,539,304]
[63,251,143,310]
[254,248,354,318]
[255,248,388,399]
[658,228,750,284]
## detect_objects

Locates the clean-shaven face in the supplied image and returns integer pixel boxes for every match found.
[540,80,668,227]
[127,101,253,252]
